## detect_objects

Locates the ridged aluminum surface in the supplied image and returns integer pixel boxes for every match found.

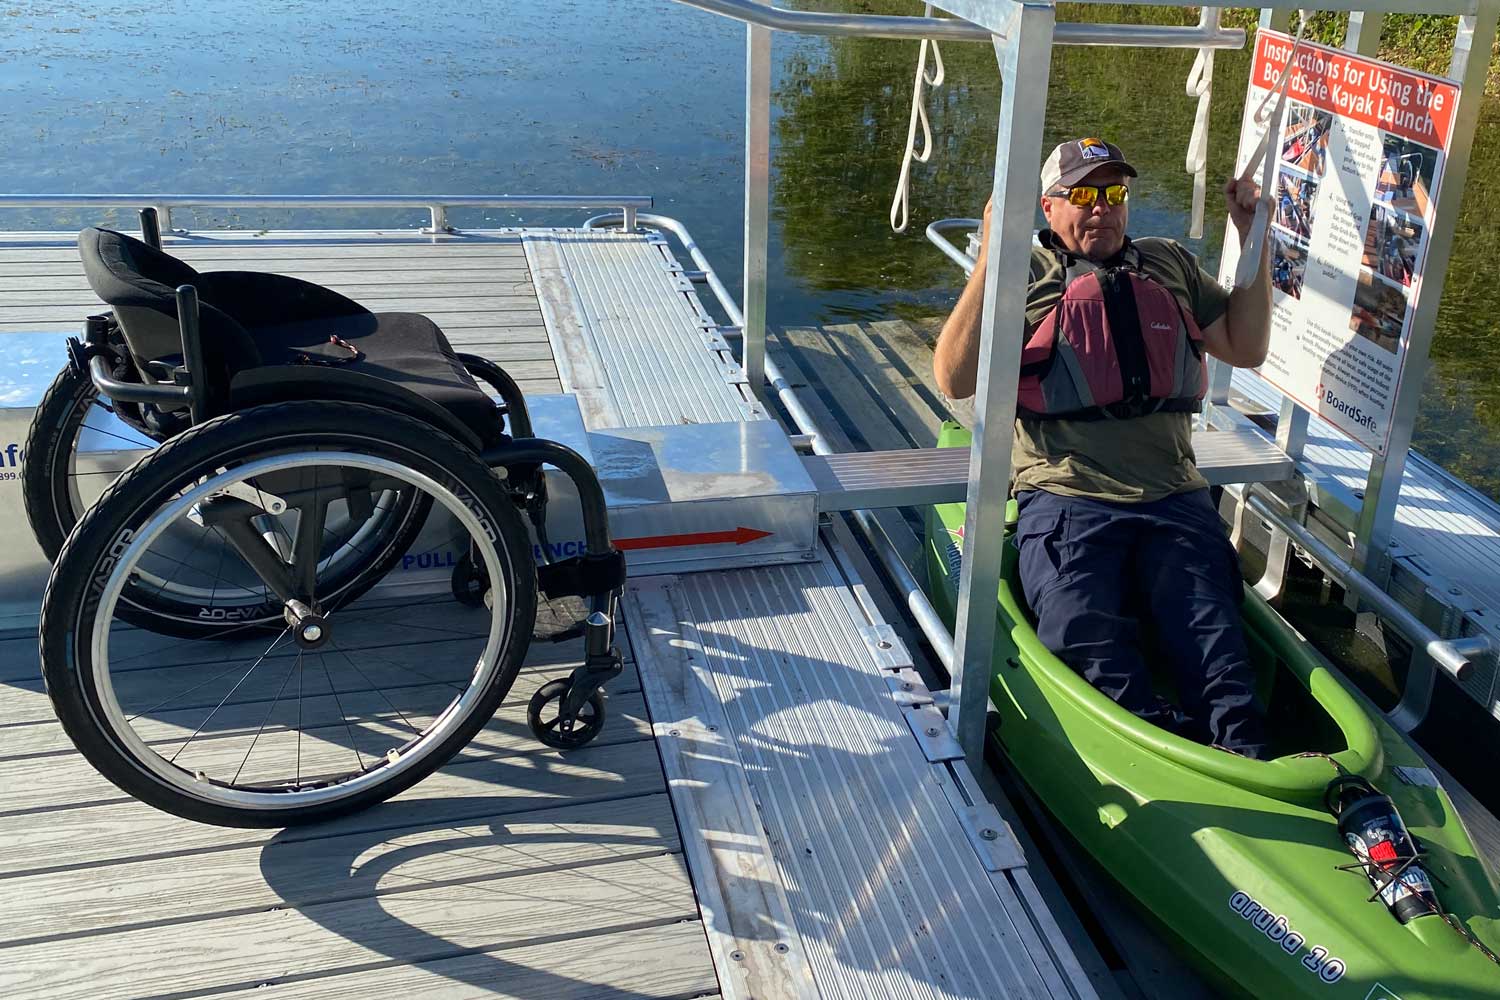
[631,556,1077,999]
[525,231,760,429]
[1230,370,1500,710]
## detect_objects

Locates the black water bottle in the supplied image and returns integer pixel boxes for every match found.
[1325,776,1439,924]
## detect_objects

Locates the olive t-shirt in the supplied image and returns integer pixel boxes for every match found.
[1011,231,1232,503]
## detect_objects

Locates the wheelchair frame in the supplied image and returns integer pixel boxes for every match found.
[60,207,629,775]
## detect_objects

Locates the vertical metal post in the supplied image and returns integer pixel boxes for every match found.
[1206,8,1291,412]
[138,207,162,250]
[1276,398,1309,458]
[1343,10,1384,58]
[742,22,772,404]
[949,0,1055,768]
[176,284,209,426]
[153,205,172,234]
[623,205,638,232]
[427,205,450,233]
[1353,7,1497,584]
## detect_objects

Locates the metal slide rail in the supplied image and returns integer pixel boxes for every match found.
[0,193,653,236]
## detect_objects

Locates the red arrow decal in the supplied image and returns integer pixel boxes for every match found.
[615,526,773,551]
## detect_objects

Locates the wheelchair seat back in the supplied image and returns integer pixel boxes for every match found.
[79,227,262,392]
[78,227,506,448]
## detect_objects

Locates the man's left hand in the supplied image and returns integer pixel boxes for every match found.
[1224,178,1262,242]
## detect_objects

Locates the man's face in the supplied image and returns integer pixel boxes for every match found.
[1040,165,1130,261]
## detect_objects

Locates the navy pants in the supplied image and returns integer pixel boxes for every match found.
[1014,488,1268,758]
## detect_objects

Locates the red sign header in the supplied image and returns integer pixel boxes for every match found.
[1253,31,1460,151]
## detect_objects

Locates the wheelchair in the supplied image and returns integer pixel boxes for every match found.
[26,211,627,828]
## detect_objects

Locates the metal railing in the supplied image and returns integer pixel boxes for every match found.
[0,194,653,235]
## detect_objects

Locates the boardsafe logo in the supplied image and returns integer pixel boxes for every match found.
[1316,383,1377,432]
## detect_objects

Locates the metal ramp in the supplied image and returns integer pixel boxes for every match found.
[524,230,765,428]
[628,558,1089,999]
[532,227,1097,998]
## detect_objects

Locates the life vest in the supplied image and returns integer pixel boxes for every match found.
[1018,239,1207,421]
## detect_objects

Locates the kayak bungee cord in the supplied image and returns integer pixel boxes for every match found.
[890,4,945,234]
[1324,772,1500,967]
[1234,8,1311,289]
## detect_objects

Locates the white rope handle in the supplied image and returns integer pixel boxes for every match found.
[890,5,945,234]
[1235,9,1310,289]
[1185,46,1215,239]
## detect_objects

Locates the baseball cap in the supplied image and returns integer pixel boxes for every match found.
[1040,137,1138,193]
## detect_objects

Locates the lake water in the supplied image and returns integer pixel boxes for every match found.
[3,0,1497,497]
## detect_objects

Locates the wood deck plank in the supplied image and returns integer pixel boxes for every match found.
[1,652,644,759]
[769,328,923,570]
[0,739,666,878]
[0,792,679,947]
[821,322,944,447]
[864,319,960,425]
[0,853,695,1000]
[0,691,652,815]
[780,326,915,454]
[207,920,717,1000]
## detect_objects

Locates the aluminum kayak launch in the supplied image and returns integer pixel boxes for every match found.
[923,423,1500,999]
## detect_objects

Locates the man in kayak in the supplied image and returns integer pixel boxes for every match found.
[933,137,1272,758]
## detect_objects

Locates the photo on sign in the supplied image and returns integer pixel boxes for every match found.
[1361,205,1424,289]
[1271,230,1308,300]
[1375,133,1438,218]
[1273,171,1318,241]
[1280,102,1332,178]
[1350,270,1408,354]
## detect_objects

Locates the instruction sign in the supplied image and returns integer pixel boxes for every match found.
[1220,30,1460,454]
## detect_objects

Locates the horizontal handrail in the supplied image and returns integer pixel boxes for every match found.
[926,218,981,277]
[0,194,654,235]
[1244,494,1491,683]
[672,0,1245,47]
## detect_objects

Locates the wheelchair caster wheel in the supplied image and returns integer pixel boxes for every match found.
[527,678,606,750]
[451,553,488,608]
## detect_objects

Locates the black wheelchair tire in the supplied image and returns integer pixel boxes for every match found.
[40,400,538,827]
[22,363,100,562]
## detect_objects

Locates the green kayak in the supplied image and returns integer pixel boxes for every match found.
[924,422,1500,999]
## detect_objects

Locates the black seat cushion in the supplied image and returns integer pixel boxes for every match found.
[79,227,503,441]
[253,311,499,438]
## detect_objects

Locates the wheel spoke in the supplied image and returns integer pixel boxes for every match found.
[166,628,292,763]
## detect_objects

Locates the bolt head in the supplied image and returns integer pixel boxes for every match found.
[302,624,323,642]
[980,828,999,841]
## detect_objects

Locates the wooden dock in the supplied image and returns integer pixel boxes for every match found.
[0,231,718,1000]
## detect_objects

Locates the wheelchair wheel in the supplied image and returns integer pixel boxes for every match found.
[22,363,152,561]
[23,365,433,639]
[40,400,537,827]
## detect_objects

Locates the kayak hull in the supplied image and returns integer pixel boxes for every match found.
[924,423,1500,999]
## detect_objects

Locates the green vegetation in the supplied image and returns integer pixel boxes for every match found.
[773,3,1500,498]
